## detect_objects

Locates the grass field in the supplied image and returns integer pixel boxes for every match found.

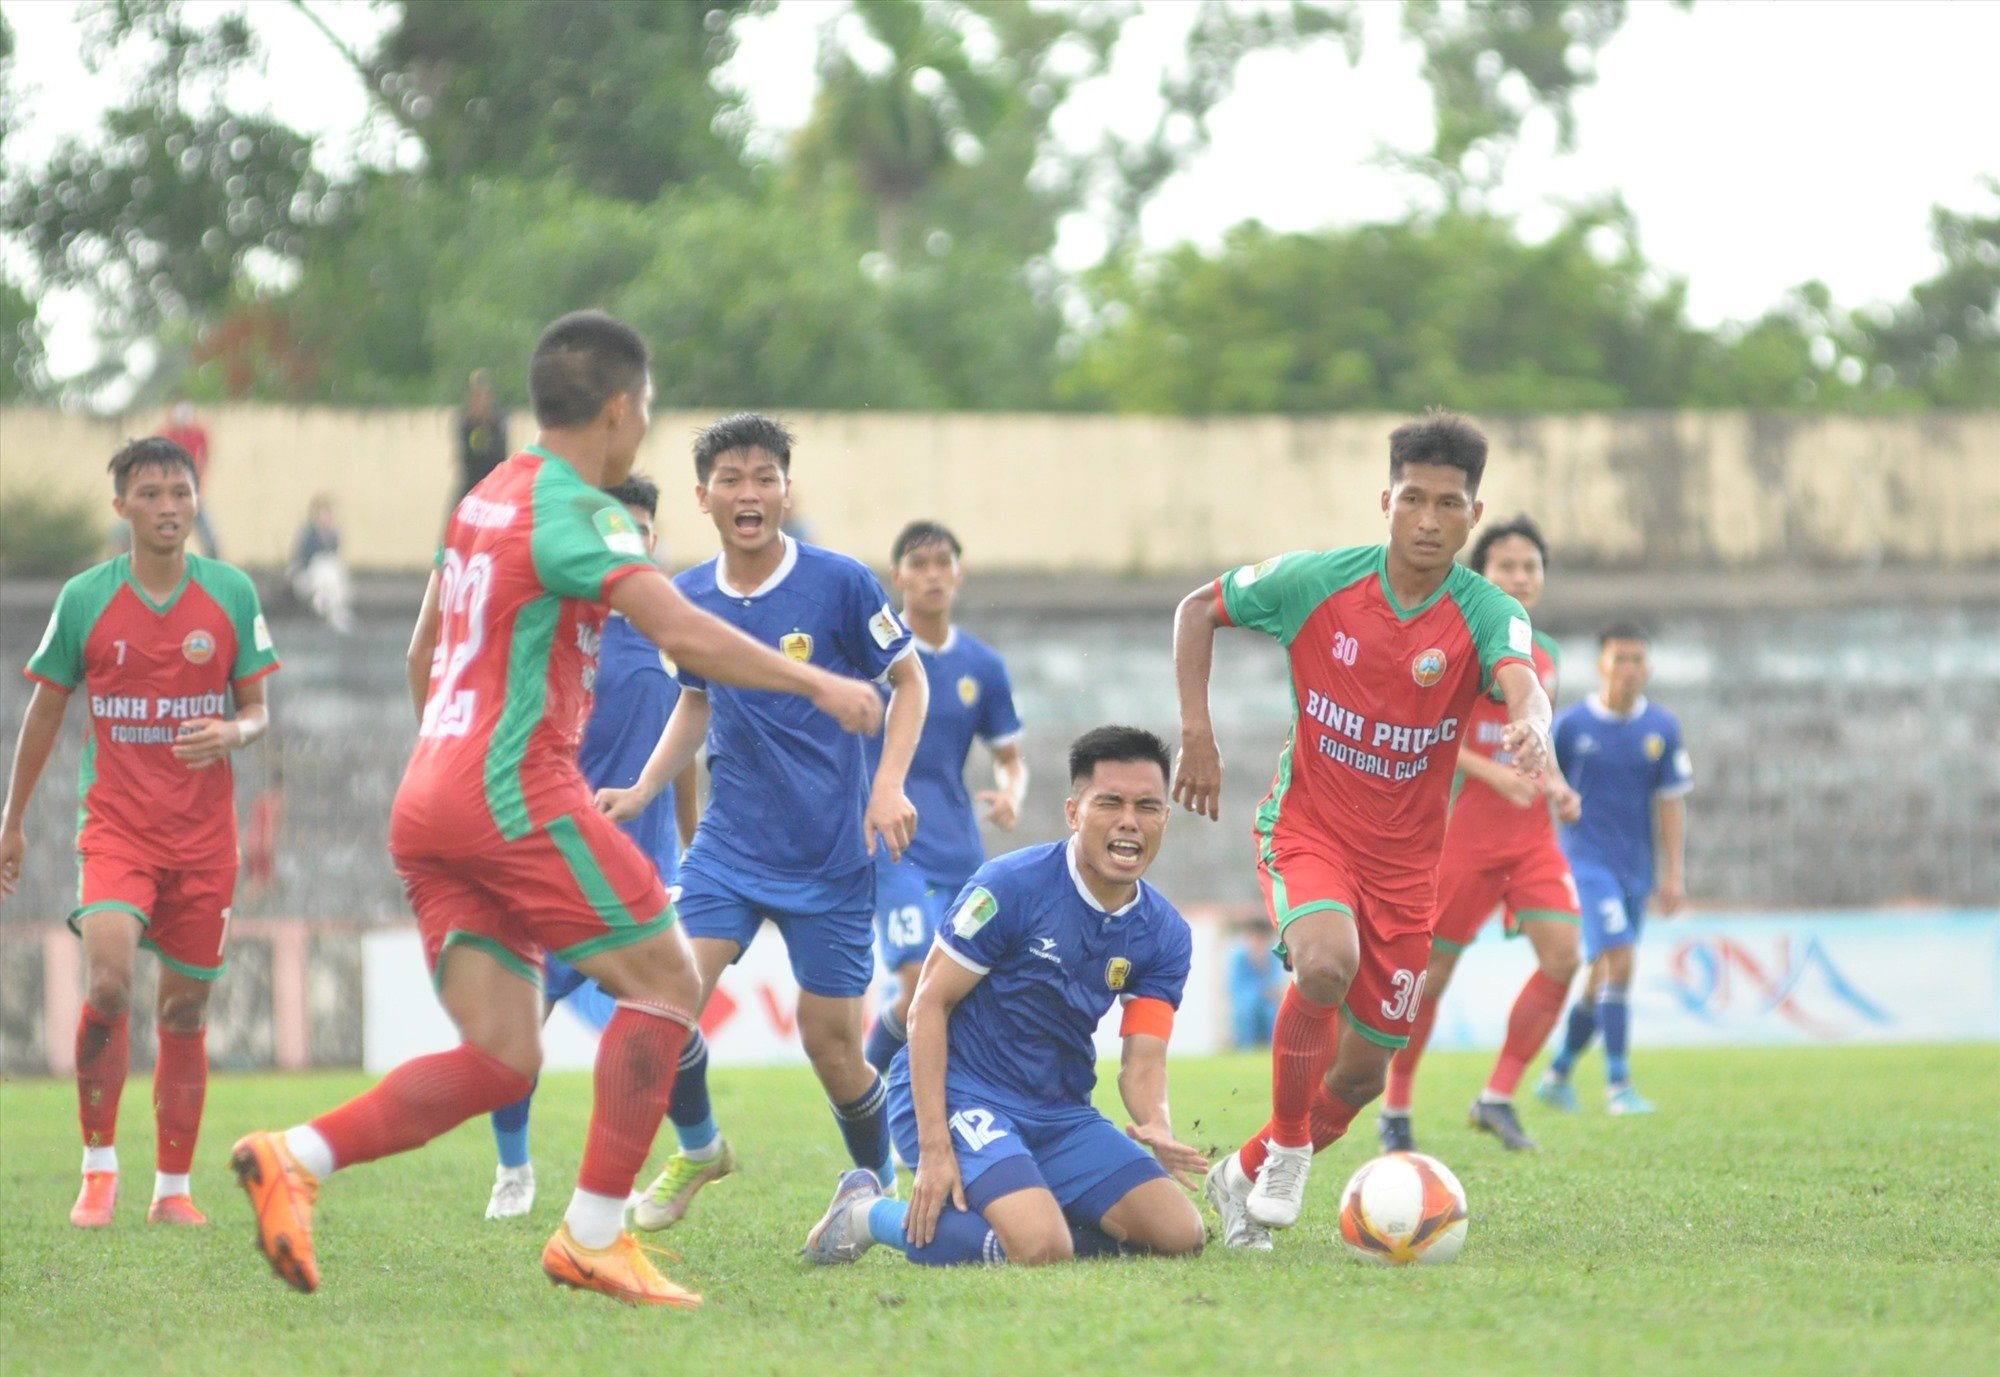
[3,1044,1997,1375]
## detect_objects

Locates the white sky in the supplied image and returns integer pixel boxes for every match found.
[4,0,1996,382]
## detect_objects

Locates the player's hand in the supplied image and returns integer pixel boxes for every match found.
[1501,719,1553,779]
[0,826,25,903]
[866,786,917,863]
[1657,874,1685,916]
[1551,782,1583,824]
[907,1145,967,1249]
[1172,728,1223,821]
[1493,772,1541,808]
[594,784,650,824]
[975,790,1019,830]
[171,718,240,770]
[1126,1122,1209,1191]
[812,673,885,735]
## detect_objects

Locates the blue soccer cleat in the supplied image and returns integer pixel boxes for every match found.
[1535,1073,1580,1113]
[1606,1085,1656,1116]
[803,1168,882,1265]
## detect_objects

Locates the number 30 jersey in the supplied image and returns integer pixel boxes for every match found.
[392,446,656,856]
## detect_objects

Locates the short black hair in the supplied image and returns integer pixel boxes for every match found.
[109,436,198,496]
[604,474,659,518]
[1388,408,1488,494]
[1468,513,1549,574]
[1598,621,1651,647]
[694,413,793,483]
[1068,725,1172,790]
[892,520,963,564]
[527,311,650,428]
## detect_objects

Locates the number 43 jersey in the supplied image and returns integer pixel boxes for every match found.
[392,446,657,856]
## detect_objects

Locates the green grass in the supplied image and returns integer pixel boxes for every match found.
[3,1045,1997,1375]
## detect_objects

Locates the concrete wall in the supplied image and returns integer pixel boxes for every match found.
[4,406,1996,572]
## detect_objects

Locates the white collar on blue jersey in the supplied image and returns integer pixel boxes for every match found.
[714,534,799,600]
[910,625,959,656]
[1583,693,1650,723]
[1065,836,1142,917]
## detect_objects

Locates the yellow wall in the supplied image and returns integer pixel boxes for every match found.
[3,406,1995,571]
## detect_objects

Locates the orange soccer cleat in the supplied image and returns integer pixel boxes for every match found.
[70,1171,118,1227]
[230,1132,320,1293]
[147,1194,209,1225]
[541,1223,702,1309]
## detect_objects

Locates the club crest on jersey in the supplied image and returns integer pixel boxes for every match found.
[182,629,216,665]
[957,675,980,707]
[781,632,814,662]
[952,887,999,937]
[1105,957,1131,991]
[1644,733,1666,761]
[1411,647,1447,687]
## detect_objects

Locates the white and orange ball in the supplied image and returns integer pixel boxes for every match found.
[1337,1151,1469,1266]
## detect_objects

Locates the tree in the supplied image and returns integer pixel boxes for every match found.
[1855,184,2000,406]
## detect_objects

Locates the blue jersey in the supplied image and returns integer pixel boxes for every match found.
[933,840,1192,1112]
[1553,695,1693,894]
[675,537,912,883]
[578,612,681,885]
[864,627,1023,891]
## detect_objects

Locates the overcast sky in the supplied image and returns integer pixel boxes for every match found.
[5,0,1996,380]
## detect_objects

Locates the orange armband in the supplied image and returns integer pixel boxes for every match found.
[1119,996,1175,1041]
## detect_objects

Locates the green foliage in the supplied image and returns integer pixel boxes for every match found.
[1856,184,2000,405]
[0,488,104,576]
[0,273,46,400]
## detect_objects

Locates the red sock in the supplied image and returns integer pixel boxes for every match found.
[578,1002,692,1197]
[76,1003,129,1152]
[1488,969,1569,1098]
[1308,1084,1363,1148]
[1238,988,1341,1175]
[153,1025,208,1175]
[1383,986,1441,1113]
[311,1043,531,1170]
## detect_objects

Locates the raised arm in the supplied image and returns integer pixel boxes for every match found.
[1172,582,1227,820]
[904,944,984,1247]
[0,684,72,903]
[1494,660,1554,778]
[1117,1024,1208,1190]
[865,650,927,862]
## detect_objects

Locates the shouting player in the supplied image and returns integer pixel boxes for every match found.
[601,414,926,1230]
[1538,623,1692,1116]
[802,726,1205,1268]
[1173,410,1553,1249]
[862,520,1027,1074]
[1,436,278,1228]
[1378,515,1582,1155]
[228,313,883,1306]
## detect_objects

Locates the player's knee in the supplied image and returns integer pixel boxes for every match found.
[1145,1200,1206,1257]
[85,968,133,1018]
[1541,943,1581,985]
[155,988,209,1035]
[1289,950,1355,1007]
[1001,1225,1074,1267]
[1328,1060,1389,1107]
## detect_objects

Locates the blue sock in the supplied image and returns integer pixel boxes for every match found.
[1068,1218,1124,1259]
[668,1030,719,1153]
[1549,1000,1598,1078]
[869,1197,1003,1266]
[831,1075,895,1189]
[1598,987,1631,1087]
[490,1077,536,1168]
[863,1005,907,1073]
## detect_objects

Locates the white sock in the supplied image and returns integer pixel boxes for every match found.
[497,1162,534,1181]
[682,1136,723,1164]
[1381,1102,1411,1117]
[284,1125,337,1179]
[154,1172,191,1201]
[1478,1091,1511,1105]
[565,1188,628,1250]
[82,1146,118,1174]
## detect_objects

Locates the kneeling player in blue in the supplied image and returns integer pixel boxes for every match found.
[803,727,1208,1266]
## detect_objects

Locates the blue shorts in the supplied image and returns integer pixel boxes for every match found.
[885,1064,1165,1228]
[1575,862,1648,962]
[873,854,960,974]
[543,953,617,1032]
[676,851,876,999]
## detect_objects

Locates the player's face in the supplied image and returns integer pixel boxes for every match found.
[624,502,659,564]
[1065,758,1171,891]
[893,541,963,619]
[113,464,197,556]
[1599,638,1651,699]
[602,380,654,483]
[1480,535,1544,610]
[1382,463,1481,574]
[697,447,790,556]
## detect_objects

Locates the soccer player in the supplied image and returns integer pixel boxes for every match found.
[1536,623,1692,1116]
[227,313,884,1306]
[1172,410,1554,1250]
[0,435,278,1228]
[483,474,701,1220]
[862,520,1027,1074]
[599,414,926,1231]
[801,726,1206,1267]
[1377,515,1583,1155]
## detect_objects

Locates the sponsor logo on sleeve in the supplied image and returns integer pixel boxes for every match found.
[869,602,904,650]
[1508,616,1532,655]
[593,506,647,557]
[952,887,999,938]
[1105,956,1131,991]
[780,631,814,662]
[1673,748,1692,778]
[957,674,980,707]
[1644,732,1666,761]
[182,629,216,665]
[253,614,274,653]
[1411,648,1447,687]
[1234,555,1282,589]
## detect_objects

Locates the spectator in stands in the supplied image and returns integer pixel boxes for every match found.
[158,400,220,557]
[454,370,510,502]
[289,495,354,633]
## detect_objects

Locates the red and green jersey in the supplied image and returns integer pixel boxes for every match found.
[24,554,279,869]
[391,446,656,856]
[1443,631,1561,868]
[1216,545,1534,905]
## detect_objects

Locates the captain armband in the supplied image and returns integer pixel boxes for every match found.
[1119,996,1175,1042]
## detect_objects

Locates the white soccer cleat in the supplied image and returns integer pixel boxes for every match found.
[1245,1140,1313,1230]
[486,1163,536,1220]
[1204,1154,1273,1252]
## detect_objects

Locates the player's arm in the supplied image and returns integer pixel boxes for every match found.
[1116,1012,1209,1190]
[1454,743,1540,806]
[599,690,709,824]
[976,741,1028,830]
[1655,795,1686,915]
[1171,581,1227,820]
[609,569,882,732]
[1494,660,1554,778]
[672,760,701,851]
[0,683,72,903]
[904,941,983,1247]
[866,650,926,862]
[405,568,443,724]
[172,675,270,770]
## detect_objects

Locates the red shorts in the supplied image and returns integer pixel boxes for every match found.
[1257,841,1432,1050]
[1430,836,1580,952]
[392,806,675,989]
[71,854,237,980]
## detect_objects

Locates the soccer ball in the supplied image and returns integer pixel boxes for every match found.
[1337,1151,1469,1266]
